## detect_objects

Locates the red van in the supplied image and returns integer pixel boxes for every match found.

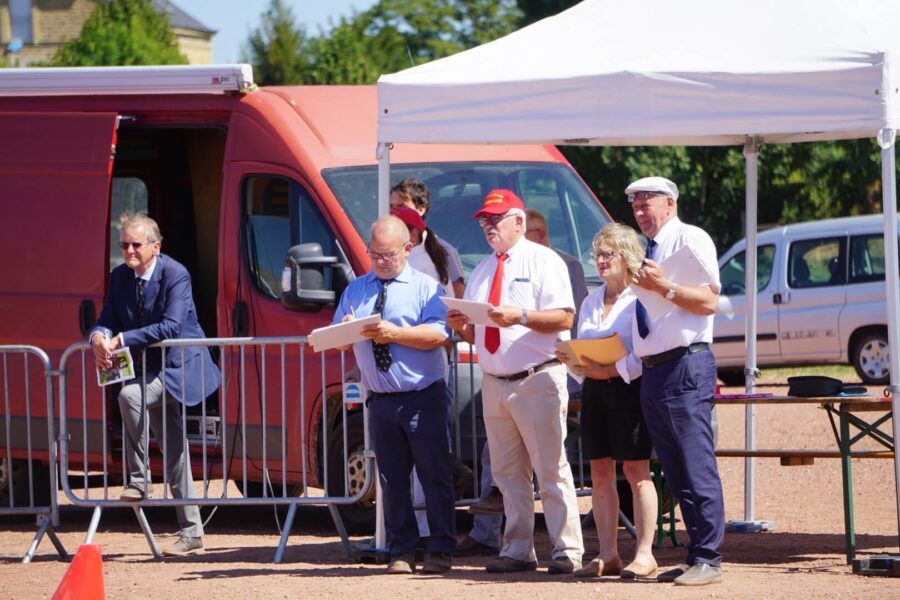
[0,66,611,526]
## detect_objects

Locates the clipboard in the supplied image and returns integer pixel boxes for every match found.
[631,244,717,319]
[443,297,496,326]
[308,314,381,352]
[555,334,627,368]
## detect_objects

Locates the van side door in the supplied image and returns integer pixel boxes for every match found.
[778,235,847,362]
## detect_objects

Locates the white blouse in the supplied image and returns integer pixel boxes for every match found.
[576,283,643,383]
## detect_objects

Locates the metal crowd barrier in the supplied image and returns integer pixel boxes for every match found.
[57,337,373,563]
[0,345,68,563]
[4,335,600,565]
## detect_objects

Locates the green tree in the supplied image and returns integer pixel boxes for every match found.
[296,0,521,84]
[46,0,186,66]
[243,0,310,85]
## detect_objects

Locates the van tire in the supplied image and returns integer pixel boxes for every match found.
[717,369,745,387]
[0,457,51,514]
[326,413,375,534]
[852,331,890,385]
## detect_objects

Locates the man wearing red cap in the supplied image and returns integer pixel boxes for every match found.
[447,189,583,575]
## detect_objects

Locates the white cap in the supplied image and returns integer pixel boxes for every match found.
[624,176,679,201]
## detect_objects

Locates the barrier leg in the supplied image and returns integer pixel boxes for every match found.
[274,503,298,564]
[84,506,103,544]
[133,506,161,559]
[22,514,68,563]
[328,504,353,558]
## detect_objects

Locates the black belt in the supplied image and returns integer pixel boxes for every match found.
[489,359,560,382]
[641,343,710,369]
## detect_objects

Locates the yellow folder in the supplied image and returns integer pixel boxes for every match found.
[555,334,627,367]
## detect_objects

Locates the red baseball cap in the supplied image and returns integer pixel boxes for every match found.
[390,205,427,232]
[473,189,525,218]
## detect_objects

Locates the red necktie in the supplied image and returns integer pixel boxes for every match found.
[484,253,508,354]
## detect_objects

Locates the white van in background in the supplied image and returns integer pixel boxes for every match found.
[713,214,896,385]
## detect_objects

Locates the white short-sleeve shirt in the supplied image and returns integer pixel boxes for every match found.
[465,236,574,376]
[632,217,720,357]
[577,284,643,383]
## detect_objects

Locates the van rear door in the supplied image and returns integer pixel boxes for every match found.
[0,112,117,350]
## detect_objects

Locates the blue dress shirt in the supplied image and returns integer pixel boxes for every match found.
[333,263,449,394]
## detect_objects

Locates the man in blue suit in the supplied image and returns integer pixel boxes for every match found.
[90,212,220,557]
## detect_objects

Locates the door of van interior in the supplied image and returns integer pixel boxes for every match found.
[0,112,118,351]
[777,235,847,362]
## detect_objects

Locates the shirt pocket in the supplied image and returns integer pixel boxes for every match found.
[506,278,538,308]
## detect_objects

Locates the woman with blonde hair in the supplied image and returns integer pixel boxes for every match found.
[562,222,658,579]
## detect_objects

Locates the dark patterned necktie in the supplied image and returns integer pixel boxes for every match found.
[636,239,656,339]
[136,278,146,321]
[372,279,393,371]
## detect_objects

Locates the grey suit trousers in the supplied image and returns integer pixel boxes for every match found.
[118,374,203,538]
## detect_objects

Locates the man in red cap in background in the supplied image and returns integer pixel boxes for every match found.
[447,189,583,575]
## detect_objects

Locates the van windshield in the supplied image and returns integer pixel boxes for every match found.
[322,162,610,284]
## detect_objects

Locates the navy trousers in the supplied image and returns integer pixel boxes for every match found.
[640,349,724,566]
[369,380,457,555]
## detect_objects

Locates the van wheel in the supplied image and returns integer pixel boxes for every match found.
[852,332,890,385]
[0,457,50,511]
[326,413,375,534]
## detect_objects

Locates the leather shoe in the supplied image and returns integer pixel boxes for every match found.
[387,554,416,574]
[547,556,580,574]
[455,535,499,557]
[485,556,538,573]
[621,556,658,579]
[421,552,452,574]
[673,563,722,586]
[657,563,690,583]
[574,555,623,578]
[468,487,504,515]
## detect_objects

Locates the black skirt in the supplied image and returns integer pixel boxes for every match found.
[580,376,652,461]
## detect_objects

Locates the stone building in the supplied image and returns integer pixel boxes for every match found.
[0,0,214,66]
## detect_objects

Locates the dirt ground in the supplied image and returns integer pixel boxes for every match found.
[3,383,900,599]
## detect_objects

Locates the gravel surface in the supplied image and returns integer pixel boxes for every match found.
[2,384,899,598]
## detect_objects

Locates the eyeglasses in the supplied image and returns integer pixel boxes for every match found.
[593,249,618,261]
[627,190,666,204]
[366,246,406,261]
[478,213,514,229]
[119,241,152,250]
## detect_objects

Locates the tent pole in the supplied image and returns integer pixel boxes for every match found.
[877,128,900,551]
[377,142,391,218]
[742,137,761,522]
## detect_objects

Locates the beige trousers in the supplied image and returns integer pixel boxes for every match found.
[482,364,583,562]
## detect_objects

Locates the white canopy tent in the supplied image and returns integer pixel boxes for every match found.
[376,0,900,544]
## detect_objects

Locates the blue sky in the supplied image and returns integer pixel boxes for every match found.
[174,1,379,63]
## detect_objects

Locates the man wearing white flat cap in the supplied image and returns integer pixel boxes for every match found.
[626,176,725,587]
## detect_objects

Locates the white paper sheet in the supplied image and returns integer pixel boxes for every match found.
[308,314,381,352]
[631,244,717,319]
[442,297,496,326]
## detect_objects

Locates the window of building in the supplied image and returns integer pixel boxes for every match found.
[9,0,33,44]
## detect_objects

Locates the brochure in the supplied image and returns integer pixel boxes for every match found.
[96,346,136,387]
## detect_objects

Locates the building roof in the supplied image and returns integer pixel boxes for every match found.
[152,0,215,34]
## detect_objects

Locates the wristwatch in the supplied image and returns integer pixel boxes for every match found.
[519,307,529,326]
[665,282,677,300]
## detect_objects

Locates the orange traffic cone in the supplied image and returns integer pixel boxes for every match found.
[52,544,105,600]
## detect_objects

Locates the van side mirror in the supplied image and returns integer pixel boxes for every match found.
[280,243,338,312]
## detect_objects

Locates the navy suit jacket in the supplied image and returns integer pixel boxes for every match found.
[90,254,221,407]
